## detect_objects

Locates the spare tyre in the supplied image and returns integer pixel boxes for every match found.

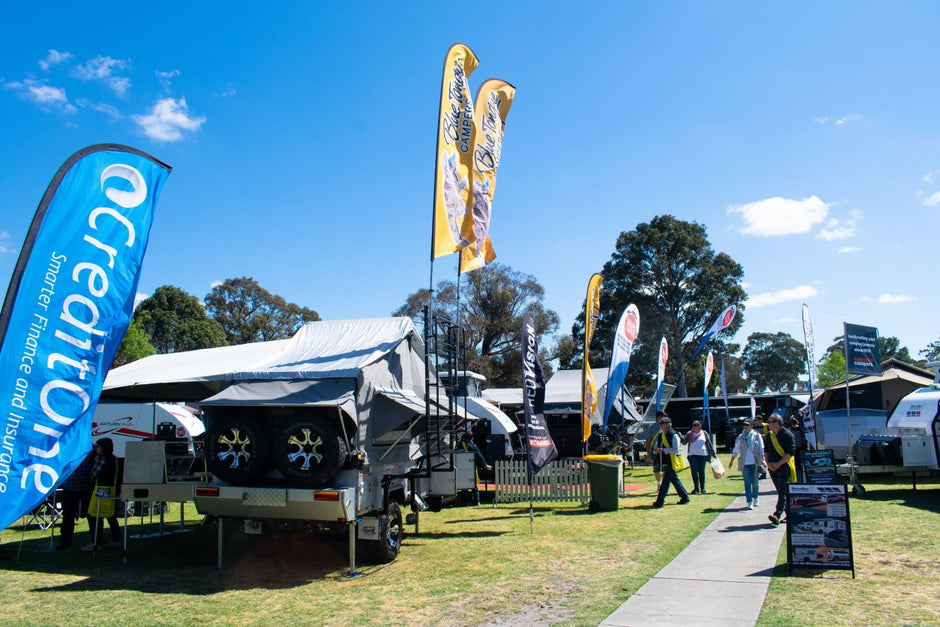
[205,417,269,484]
[273,417,347,486]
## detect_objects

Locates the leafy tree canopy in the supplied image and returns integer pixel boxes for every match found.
[395,263,559,387]
[741,331,806,392]
[816,350,846,389]
[567,215,747,398]
[204,277,320,344]
[112,318,156,366]
[921,337,940,363]
[135,285,228,353]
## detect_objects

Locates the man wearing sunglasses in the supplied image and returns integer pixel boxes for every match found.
[764,413,797,526]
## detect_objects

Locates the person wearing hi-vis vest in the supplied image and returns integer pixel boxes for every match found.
[651,415,690,508]
[84,438,122,551]
[764,413,796,526]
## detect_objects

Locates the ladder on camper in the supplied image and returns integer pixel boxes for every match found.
[423,307,464,469]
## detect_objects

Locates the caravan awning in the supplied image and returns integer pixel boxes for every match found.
[199,379,357,418]
[376,389,426,415]
[461,397,518,434]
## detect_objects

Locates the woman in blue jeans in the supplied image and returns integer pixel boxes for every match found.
[729,420,765,509]
[683,421,712,494]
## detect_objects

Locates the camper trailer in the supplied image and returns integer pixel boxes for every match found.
[852,385,940,470]
[103,317,470,567]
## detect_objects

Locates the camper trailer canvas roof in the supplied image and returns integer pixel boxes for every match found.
[103,318,425,401]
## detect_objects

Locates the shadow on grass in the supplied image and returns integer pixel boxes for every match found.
[5,523,408,592]
[851,486,940,513]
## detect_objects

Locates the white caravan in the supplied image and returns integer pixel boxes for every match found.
[92,402,205,457]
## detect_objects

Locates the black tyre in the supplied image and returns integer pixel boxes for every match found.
[363,501,404,563]
[205,418,269,484]
[272,417,347,486]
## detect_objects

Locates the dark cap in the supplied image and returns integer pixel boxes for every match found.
[742,419,753,426]
[660,415,672,424]
[656,410,667,418]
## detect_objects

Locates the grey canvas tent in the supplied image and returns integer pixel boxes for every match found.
[103,318,456,484]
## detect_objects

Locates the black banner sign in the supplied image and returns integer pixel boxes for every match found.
[803,449,838,485]
[522,313,557,477]
[787,484,855,577]
[844,323,883,376]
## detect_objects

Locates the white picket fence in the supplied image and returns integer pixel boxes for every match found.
[493,458,590,504]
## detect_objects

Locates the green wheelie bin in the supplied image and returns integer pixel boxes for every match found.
[584,454,623,511]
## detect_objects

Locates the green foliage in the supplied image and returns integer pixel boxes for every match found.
[569,215,747,397]
[816,350,846,388]
[135,285,228,353]
[741,331,806,392]
[395,263,559,387]
[921,337,940,362]
[204,277,320,344]
[112,317,156,366]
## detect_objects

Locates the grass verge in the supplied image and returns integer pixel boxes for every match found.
[0,461,733,626]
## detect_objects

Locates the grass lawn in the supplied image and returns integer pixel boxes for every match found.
[0,459,937,626]
[759,473,940,626]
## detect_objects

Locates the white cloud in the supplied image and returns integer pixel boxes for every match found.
[219,83,237,98]
[3,79,76,113]
[728,196,830,236]
[837,246,862,254]
[75,98,122,119]
[814,114,862,126]
[132,97,205,142]
[747,284,820,308]
[39,49,73,71]
[916,188,940,207]
[923,170,940,184]
[72,56,131,97]
[816,208,861,241]
[157,69,180,92]
[210,280,223,289]
[877,293,917,304]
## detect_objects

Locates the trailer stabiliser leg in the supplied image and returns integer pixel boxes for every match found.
[345,520,360,578]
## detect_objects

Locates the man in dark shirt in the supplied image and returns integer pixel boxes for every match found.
[764,413,796,525]
[55,445,96,551]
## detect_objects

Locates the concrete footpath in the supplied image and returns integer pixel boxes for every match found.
[600,486,785,627]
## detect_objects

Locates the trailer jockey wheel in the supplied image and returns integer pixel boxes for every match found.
[273,417,347,486]
[853,483,866,497]
[205,418,269,484]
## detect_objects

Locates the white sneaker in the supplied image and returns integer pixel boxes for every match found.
[753,501,759,507]
[80,543,99,552]
[747,504,753,510]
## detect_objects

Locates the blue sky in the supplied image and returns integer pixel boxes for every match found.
[2,2,939,369]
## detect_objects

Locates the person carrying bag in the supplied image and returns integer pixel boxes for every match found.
[651,415,690,508]
[705,434,725,479]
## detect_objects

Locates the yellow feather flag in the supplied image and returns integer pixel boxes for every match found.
[459,235,497,273]
[459,78,515,274]
[431,43,479,260]
[582,273,603,443]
